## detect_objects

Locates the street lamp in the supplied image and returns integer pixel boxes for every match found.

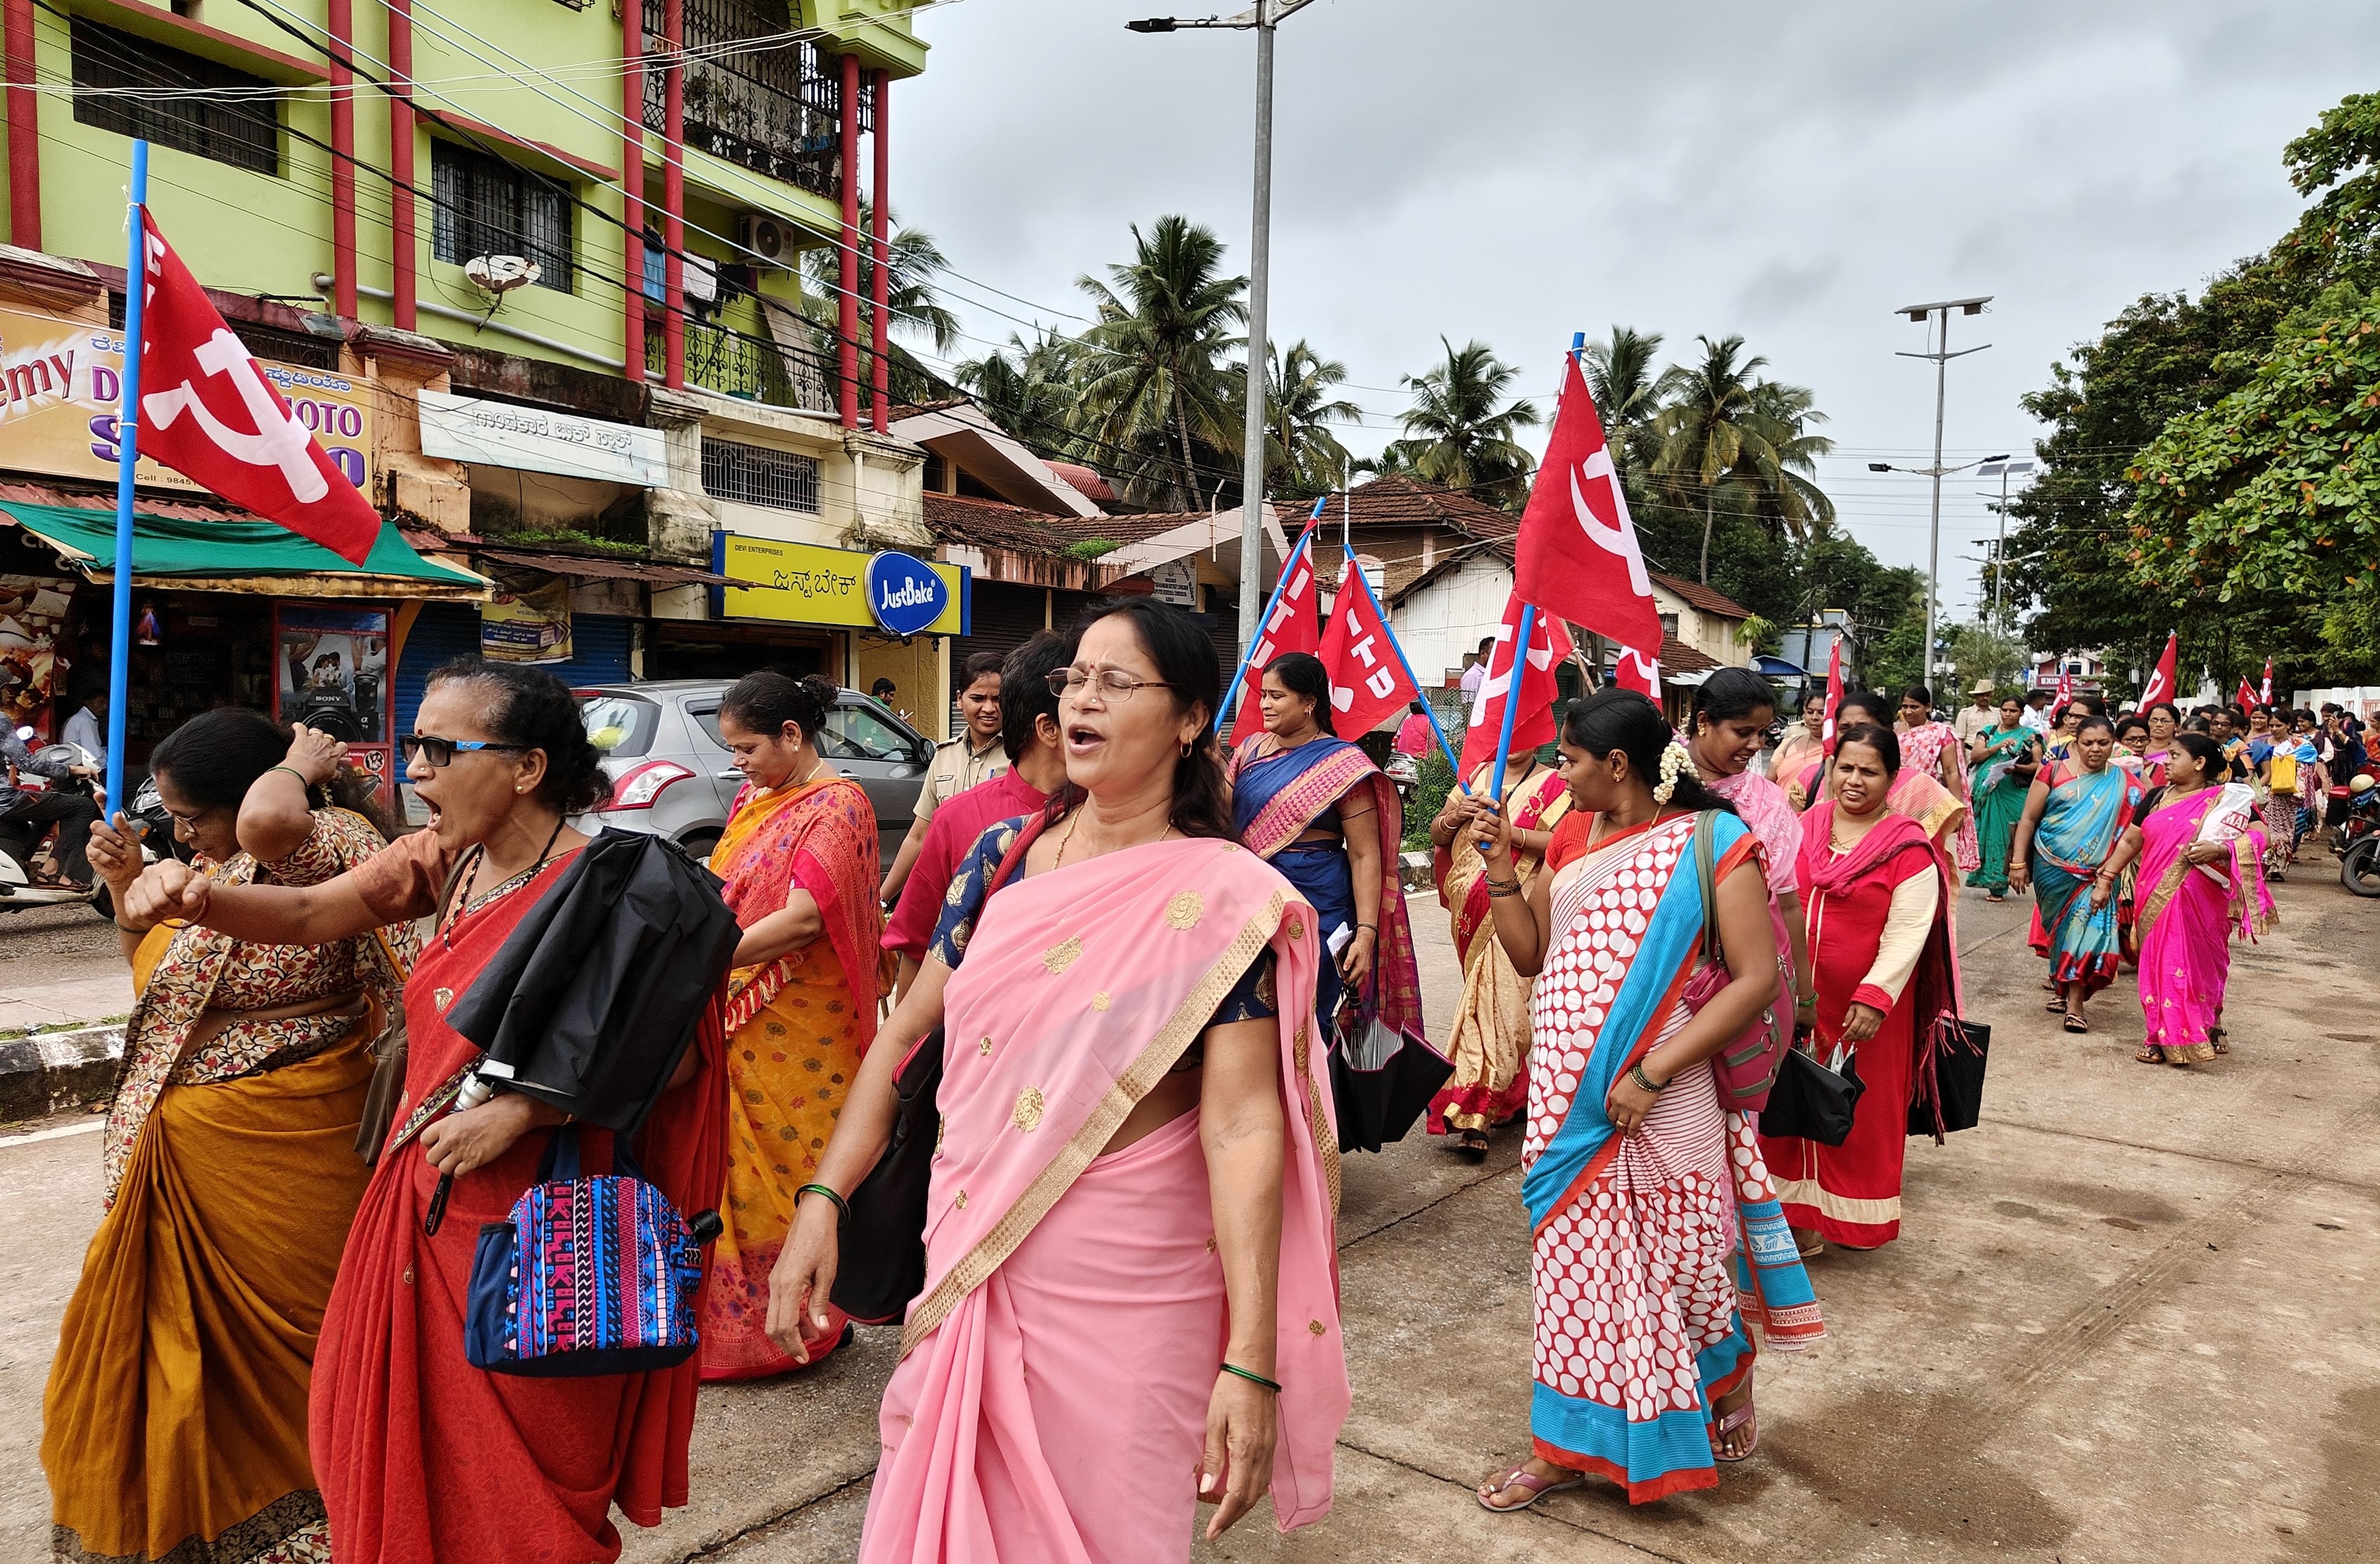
[1975,456,2034,629]
[1128,0,1325,652]
[1882,295,1991,682]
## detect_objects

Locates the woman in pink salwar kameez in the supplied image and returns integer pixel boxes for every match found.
[766,600,1351,1562]
[2100,733,2275,1067]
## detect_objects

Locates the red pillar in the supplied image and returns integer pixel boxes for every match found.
[4,0,40,250]
[836,50,860,430]
[869,69,889,433]
[622,0,644,378]
[328,0,356,316]
[661,0,685,390]
[388,0,416,329]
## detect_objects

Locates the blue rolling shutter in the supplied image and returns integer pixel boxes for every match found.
[548,616,635,688]
[395,609,640,740]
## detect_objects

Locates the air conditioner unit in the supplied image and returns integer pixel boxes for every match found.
[739,213,796,267]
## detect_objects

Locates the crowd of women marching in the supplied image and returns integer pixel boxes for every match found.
[34,592,2364,1563]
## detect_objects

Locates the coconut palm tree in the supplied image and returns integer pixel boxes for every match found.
[1072,215,1248,509]
[1261,339,1362,497]
[958,330,1089,461]
[1650,334,1834,582]
[1582,325,1683,487]
[1377,338,1540,509]
[801,204,961,406]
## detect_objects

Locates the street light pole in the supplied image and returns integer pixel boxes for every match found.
[1975,457,2032,629]
[1891,296,1993,684]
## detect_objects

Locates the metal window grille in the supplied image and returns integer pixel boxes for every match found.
[642,0,845,198]
[701,437,820,513]
[70,19,278,176]
[430,141,574,292]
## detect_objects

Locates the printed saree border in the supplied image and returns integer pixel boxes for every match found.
[899,889,1296,1356]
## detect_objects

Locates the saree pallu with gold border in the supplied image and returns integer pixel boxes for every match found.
[1524,813,1823,1505]
[703,775,888,1379]
[44,811,407,1564]
[1427,762,1570,1134]
[860,838,1351,1561]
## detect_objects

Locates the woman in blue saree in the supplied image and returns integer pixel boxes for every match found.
[2010,714,2144,1034]
[1227,653,1430,1148]
[1469,689,1821,1510]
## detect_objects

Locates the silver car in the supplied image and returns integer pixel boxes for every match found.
[570,679,933,873]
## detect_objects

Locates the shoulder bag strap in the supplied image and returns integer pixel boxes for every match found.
[1692,808,1724,971]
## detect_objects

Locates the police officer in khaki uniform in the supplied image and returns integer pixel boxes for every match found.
[879,651,1008,902]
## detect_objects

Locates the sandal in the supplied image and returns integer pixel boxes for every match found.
[1456,1129,1490,1162]
[2208,1026,2229,1056]
[1710,1396,1758,1462]
[1794,1230,1825,1260]
[2046,997,2068,1012]
[1477,1464,1584,1513]
[2134,1046,2164,1065]
[2063,1013,2090,1034]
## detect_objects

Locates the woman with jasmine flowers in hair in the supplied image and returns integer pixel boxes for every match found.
[1472,690,1822,1512]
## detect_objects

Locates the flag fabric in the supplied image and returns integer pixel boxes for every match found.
[1317,552,1419,740]
[2259,659,2274,706]
[1611,644,1660,698]
[1820,636,1845,755]
[2139,633,2179,708]
[1227,530,1320,746]
[2234,676,2258,712]
[2055,667,2074,708]
[1460,591,1574,777]
[1511,352,1664,654]
[133,210,382,565]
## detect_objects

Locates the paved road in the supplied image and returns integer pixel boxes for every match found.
[4,879,2376,1563]
[0,904,123,1034]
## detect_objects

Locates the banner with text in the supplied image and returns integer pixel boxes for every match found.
[716,534,968,635]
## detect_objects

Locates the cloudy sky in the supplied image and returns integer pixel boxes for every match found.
[891,0,2379,619]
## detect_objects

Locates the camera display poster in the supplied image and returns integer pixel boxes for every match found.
[272,605,393,802]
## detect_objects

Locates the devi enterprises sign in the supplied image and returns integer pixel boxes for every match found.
[715,534,968,637]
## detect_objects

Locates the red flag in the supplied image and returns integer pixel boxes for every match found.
[1228,531,1320,745]
[1512,353,1664,653]
[2259,658,2274,705]
[134,210,381,565]
[1318,555,1418,739]
[1460,590,1573,777]
[2055,666,2074,707]
[1612,644,1660,698]
[2139,633,2179,708]
[1820,636,1845,755]
[2234,675,2257,711]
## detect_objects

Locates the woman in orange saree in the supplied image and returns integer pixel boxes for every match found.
[44,713,406,1564]
[1425,754,1571,1155]
[702,672,888,1379]
[125,662,729,1564]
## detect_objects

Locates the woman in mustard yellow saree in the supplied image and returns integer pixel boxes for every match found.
[44,713,406,1564]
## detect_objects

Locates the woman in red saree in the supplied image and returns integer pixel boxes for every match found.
[1761,724,1957,1255]
[767,600,1350,1561]
[702,672,886,1379]
[126,661,727,1564]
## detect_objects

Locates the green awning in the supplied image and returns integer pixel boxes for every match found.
[0,500,488,598]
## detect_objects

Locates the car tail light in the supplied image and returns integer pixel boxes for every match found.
[596,759,696,810]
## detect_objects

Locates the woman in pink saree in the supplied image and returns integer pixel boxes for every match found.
[767,600,1350,1561]
[2100,733,2274,1066]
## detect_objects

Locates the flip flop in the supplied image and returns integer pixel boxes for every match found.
[2046,997,2068,1012]
[1477,1465,1584,1513]
[1711,1397,1759,1462]
[2063,1014,2090,1034]
[1795,1231,1825,1259]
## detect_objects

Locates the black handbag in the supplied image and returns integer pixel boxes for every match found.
[1758,1039,1865,1147]
[829,1028,943,1325]
[1909,1019,1990,1139]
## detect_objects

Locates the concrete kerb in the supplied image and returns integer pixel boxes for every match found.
[0,1023,125,1124]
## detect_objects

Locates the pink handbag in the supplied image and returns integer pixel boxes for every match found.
[1681,811,1789,1113]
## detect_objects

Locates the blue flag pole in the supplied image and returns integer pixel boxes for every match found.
[1487,603,1535,804]
[1213,494,1326,737]
[104,141,148,822]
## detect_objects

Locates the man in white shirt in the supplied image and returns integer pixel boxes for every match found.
[60,691,106,772]
[2020,689,2053,734]
[1458,636,1493,719]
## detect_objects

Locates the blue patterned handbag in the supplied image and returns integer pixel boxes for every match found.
[465,1126,723,1377]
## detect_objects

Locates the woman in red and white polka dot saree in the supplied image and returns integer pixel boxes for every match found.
[1521,810,1826,1503]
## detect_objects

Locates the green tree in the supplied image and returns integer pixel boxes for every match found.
[1944,620,2029,693]
[1073,215,1248,510]
[1377,338,1541,509]
[957,330,1088,458]
[1582,325,1681,488]
[1261,339,1361,498]
[802,205,960,406]
[1649,335,1834,583]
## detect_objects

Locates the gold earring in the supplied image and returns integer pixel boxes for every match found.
[1181,739,1193,759]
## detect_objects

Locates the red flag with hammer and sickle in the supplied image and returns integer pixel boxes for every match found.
[136,210,381,564]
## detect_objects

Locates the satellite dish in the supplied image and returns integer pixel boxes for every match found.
[464,255,541,294]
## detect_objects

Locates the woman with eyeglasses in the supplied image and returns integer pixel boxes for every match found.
[764,598,1348,1561]
[43,710,406,1564]
[117,659,728,1564]
[697,670,888,1380]
[1226,652,1429,1150]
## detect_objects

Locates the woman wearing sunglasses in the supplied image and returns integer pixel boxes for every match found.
[119,658,727,1564]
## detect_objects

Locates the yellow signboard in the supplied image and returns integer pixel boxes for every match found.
[0,303,374,494]
[717,534,967,635]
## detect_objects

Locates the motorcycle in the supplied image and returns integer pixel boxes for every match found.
[2337,776,2380,897]
[0,734,162,918]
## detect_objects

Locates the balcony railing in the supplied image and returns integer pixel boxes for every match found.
[650,314,841,413]
[643,0,850,199]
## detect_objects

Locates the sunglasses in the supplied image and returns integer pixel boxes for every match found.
[399,734,531,768]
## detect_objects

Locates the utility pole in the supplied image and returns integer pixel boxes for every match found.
[1975,457,2034,630]
[1127,1,1322,656]
[1875,296,1991,684]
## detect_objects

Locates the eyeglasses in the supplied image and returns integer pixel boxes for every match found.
[399,734,531,768]
[1045,668,1176,704]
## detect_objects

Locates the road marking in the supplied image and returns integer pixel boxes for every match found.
[0,1118,104,1147]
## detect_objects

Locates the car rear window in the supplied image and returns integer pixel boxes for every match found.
[579,690,658,758]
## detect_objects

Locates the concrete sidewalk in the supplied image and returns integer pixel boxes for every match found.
[3,884,2375,1562]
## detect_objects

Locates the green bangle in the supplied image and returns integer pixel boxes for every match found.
[1218,1362,1281,1393]
[266,765,313,788]
[796,1183,848,1223]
